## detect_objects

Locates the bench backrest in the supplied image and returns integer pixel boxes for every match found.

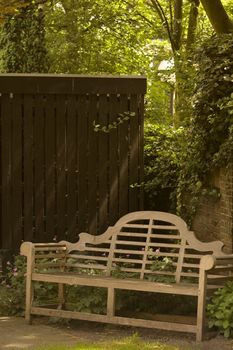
[61,211,225,283]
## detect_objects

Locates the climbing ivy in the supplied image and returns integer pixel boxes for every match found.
[177,34,233,223]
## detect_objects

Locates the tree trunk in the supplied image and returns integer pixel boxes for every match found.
[173,0,183,50]
[201,0,233,33]
[186,0,200,51]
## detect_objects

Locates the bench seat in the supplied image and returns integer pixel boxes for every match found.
[32,272,200,295]
[21,211,233,342]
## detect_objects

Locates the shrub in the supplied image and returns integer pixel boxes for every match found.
[143,122,184,212]
[207,282,233,337]
[0,255,26,315]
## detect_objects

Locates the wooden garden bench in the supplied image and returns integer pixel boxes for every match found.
[20,211,233,341]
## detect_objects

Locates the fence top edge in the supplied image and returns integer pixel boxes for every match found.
[0,73,146,80]
[0,74,147,94]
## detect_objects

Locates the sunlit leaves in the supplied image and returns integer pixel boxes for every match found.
[0,0,30,21]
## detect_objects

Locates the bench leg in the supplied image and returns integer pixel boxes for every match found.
[25,251,35,325]
[25,278,33,324]
[196,272,207,341]
[107,287,115,317]
[58,283,65,309]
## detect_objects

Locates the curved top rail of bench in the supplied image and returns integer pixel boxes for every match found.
[60,211,225,256]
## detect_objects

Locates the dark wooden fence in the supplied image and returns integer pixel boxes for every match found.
[0,74,146,252]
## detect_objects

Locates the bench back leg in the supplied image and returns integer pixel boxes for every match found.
[107,287,115,318]
[58,284,65,309]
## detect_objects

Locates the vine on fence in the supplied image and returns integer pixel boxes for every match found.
[93,111,135,133]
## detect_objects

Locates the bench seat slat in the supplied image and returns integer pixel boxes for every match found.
[32,272,199,295]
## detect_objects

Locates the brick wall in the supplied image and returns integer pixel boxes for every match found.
[192,164,233,253]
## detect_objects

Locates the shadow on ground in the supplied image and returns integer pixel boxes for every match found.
[0,316,233,350]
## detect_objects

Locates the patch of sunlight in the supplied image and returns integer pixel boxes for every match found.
[34,334,183,350]
[4,344,33,348]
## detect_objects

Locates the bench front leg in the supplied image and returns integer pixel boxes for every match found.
[196,255,215,341]
[197,268,207,341]
[21,242,35,323]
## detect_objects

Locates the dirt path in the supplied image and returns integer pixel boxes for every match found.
[0,316,233,350]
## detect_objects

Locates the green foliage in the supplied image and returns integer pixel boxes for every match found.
[45,0,173,124]
[1,3,49,72]
[143,122,184,211]
[45,0,156,75]
[207,282,233,337]
[0,256,106,316]
[0,256,26,315]
[177,34,233,223]
[65,286,107,314]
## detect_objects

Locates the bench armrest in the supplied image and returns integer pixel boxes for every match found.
[20,242,34,257]
[199,255,216,271]
[200,254,233,271]
[20,242,67,257]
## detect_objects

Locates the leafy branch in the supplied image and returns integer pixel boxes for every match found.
[93,111,135,133]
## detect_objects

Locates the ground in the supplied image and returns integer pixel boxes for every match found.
[1,316,233,350]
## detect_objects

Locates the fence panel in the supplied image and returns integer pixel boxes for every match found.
[0,74,146,251]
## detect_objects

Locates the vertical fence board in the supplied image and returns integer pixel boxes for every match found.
[77,95,88,233]
[34,95,45,242]
[0,95,1,249]
[66,96,77,241]
[138,94,144,209]
[45,95,56,241]
[11,95,23,249]
[23,95,34,241]
[108,94,119,225]
[98,94,109,233]
[56,96,67,241]
[129,94,140,212]
[118,94,130,217]
[88,94,98,234]
[1,95,12,249]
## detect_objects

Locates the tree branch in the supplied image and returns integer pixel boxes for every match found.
[148,0,176,53]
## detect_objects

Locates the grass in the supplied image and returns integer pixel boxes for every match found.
[34,334,190,350]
